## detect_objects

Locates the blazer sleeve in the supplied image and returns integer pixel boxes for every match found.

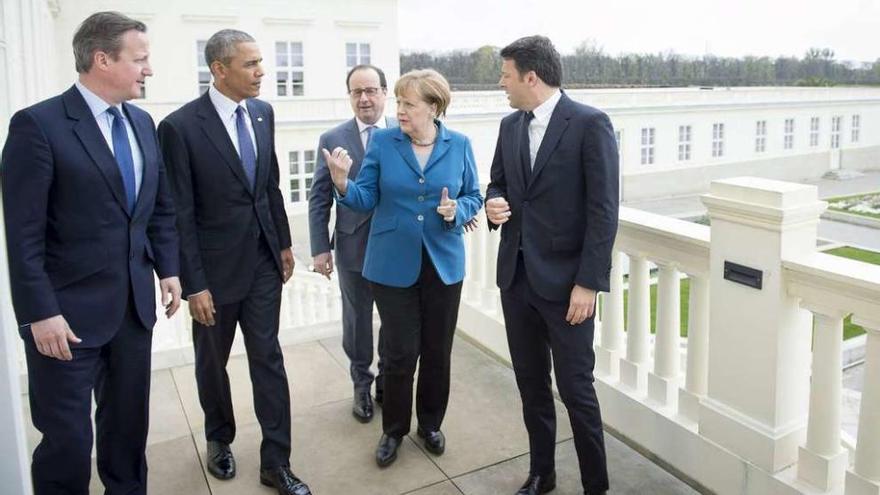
[145,114,180,280]
[449,137,483,228]
[157,118,207,297]
[308,132,333,256]
[0,109,62,324]
[266,105,292,250]
[485,121,507,232]
[336,138,380,213]
[575,112,620,293]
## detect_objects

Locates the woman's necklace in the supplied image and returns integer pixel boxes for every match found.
[411,124,437,147]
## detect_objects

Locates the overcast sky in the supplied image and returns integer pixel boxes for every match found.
[398,0,880,62]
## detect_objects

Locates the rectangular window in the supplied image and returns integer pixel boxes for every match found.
[852,115,860,143]
[712,123,724,158]
[677,125,691,161]
[288,150,316,203]
[197,40,211,94]
[784,118,795,150]
[831,116,842,149]
[276,41,304,96]
[345,42,371,69]
[755,120,766,153]
[810,117,820,147]
[640,127,655,165]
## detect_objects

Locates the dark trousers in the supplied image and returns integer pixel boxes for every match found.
[25,297,152,495]
[338,268,384,395]
[501,255,609,492]
[370,250,462,438]
[192,243,291,468]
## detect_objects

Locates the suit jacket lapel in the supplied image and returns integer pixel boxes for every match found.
[392,130,424,177]
[125,104,157,219]
[197,93,254,196]
[423,122,451,174]
[345,119,365,178]
[64,87,131,217]
[529,95,572,187]
[247,99,270,196]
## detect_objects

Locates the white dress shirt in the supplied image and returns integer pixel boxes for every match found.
[208,84,258,160]
[356,116,387,150]
[75,80,144,197]
[528,89,562,168]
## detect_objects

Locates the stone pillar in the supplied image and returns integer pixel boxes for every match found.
[846,318,880,495]
[620,254,650,392]
[679,274,710,422]
[596,250,625,378]
[699,177,826,473]
[648,264,680,408]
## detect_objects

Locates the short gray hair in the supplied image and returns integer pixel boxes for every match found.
[73,11,146,74]
[205,29,256,73]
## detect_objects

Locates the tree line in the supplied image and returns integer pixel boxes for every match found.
[400,45,880,90]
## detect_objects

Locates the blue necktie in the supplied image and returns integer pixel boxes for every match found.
[365,125,376,150]
[235,106,257,190]
[106,107,137,212]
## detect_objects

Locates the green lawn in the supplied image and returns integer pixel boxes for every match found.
[615,244,878,340]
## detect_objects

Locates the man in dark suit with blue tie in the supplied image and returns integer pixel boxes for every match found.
[1,12,181,495]
[309,64,395,423]
[157,29,309,495]
[487,36,619,495]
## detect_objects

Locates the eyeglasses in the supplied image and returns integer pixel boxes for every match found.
[348,87,382,98]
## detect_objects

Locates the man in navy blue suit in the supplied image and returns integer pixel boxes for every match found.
[1,12,181,495]
[158,30,309,495]
[487,36,619,495]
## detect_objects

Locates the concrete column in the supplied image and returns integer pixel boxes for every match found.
[482,229,499,314]
[699,177,826,473]
[797,308,847,491]
[620,254,650,392]
[846,319,880,495]
[648,264,680,408]
[596,250,625,379]
[679,274,710,422]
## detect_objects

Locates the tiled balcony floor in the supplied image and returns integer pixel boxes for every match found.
[21,334,699,494]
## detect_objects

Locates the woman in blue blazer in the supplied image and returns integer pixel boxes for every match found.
[323,69,483,467]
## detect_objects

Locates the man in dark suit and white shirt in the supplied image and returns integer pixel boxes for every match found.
[309,64,393,423]
[1,12,181,495]
[486,35,619,495]
[157,30,310,495]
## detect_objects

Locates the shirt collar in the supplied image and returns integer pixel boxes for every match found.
[356,116,387,134]
[75,80,123,120]
[531,89,562,125]
[209,84,248,120]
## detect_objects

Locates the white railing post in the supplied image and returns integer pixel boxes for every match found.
[846,318,880,495]
[679,273,710,422]
[620,254,650,392]
[596,250,625,378]
[648,263,680,408]
[797,307,848,491]
[482,229,500,315]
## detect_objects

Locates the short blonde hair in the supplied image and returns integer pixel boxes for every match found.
[394,69,452,117]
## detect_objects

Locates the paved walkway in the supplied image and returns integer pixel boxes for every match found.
[20,335,698,495]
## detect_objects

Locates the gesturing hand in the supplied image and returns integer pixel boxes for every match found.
[486,197,511,225]
[437,187,457,222]
[30,315,81,361]
[321,147,353,195]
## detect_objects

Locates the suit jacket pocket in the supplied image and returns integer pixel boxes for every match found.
[46,256,108,289]
[551,234,582,253]
[370,216,398,235]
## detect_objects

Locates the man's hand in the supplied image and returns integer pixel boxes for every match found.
[189,290,216,326]
[30,315,81,361]
[437,187,457,222]
[566,284,597,326]
[313,251,333,280]
[486,197,511,225]
[159,276,182,318]
[281,248,295,283]
[464,216,480,232]
[322,147,353,195]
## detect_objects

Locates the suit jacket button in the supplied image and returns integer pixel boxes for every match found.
[418,178,425,184]
[417,214,424,222]
[418,195,424,202]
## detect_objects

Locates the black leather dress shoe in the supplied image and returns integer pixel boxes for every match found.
[416,426,446,455]
[515,471,556,494]
[206,441,235,480]
[375,434,402,467]
[352,390,374,423]
[259,466,312,495]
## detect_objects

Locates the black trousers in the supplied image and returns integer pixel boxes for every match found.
[370,249,463,438]
[25,295,152,495]
[192,243,291,468]
[501,255,609,492]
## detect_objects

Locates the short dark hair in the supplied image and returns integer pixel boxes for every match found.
[346,64,387,91]
[205,29,256,73]
[73,11,147,73]
[500,35,562,87]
